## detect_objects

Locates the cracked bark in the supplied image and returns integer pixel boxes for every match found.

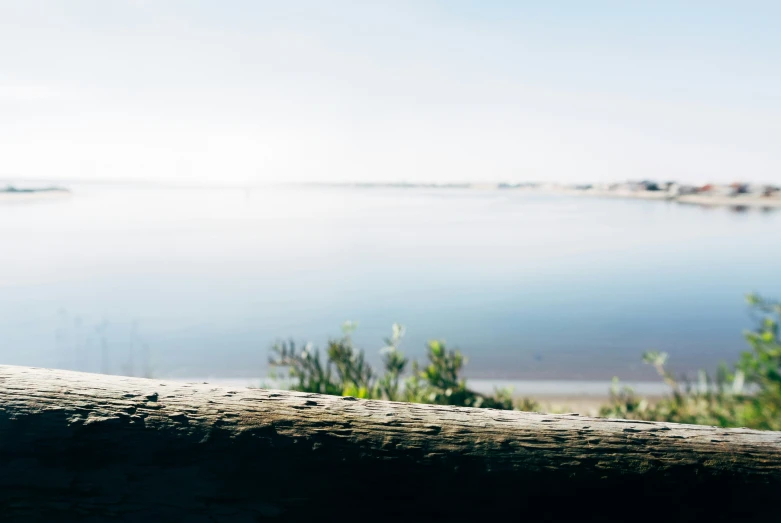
[1,365,780,522]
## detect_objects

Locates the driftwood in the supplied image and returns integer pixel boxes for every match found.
[1,365,780,522]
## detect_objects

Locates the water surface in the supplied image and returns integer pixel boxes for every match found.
[1,184,779,382]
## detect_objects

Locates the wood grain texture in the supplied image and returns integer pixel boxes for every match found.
[1,365,780,522]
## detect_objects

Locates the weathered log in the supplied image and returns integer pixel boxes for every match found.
[1,365,780,522]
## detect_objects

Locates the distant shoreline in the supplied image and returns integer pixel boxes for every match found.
[0,185,71,201]
[559,188,781,208]
[290,182,781,209]
[3,180,780,208]
[676,194,781,208]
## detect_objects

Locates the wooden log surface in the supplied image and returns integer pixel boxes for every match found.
[1,365,780,522]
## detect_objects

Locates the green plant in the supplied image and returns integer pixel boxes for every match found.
[736,294,781,429]
[404,340,516,409]
[270,293,779,429]
[601,294,781,430]
[269,323,529,410]
[377,323,408,401]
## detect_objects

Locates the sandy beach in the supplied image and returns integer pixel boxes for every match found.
[535,396,613,415]
[470,381,666,415]
[676,194,781,208]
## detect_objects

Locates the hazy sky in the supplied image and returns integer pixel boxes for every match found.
[1,1,780,185]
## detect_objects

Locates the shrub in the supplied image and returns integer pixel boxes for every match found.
[269,322,530,411]
[601,294,781,430]
[270,294,781,429]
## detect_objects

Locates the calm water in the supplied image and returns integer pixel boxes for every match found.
[1,184,779,383]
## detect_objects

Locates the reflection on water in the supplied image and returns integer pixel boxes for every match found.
[1,184,780,381]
